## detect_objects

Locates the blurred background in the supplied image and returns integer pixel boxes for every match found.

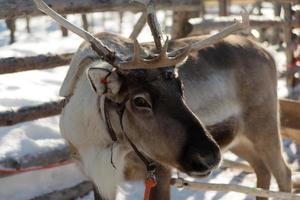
[0,0,299,199]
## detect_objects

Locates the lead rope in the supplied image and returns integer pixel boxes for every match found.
[144,174,157,200]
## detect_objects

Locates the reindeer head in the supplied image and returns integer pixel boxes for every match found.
[34,0,249,176]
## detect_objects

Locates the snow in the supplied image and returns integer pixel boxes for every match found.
[0,163,87,200]
[0,9,299,200]
[0,117,65,161]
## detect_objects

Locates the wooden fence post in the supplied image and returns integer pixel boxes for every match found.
[171,11,196,39]
[119,11,124,33]
[5,18,16,44]
[199,0,206,17]
[218,0,229,16]
[60,15,69,37]
[26,16,31,33]
[283,3,295,91]
[81,14,89,31]
[271,2,282,44]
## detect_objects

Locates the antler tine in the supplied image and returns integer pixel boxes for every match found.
[159,37,169,59]
[117,38,190,69]
[33,0,116,65]
[119,9,249,70]
[132,39,142,63]
[132,0,164,50]
[116,0,189,70]
[190,11,250,50]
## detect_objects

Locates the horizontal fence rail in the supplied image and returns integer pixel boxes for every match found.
[0,53,73,74]
[0,0,201,19]
[171,178,300,200]
[0,146,70,178]
[190,16,300,35]
[280,99,300,130]
[31,181,93,200]
[261,0,300,3]
[0,99,65,126]
[0,52,297,77]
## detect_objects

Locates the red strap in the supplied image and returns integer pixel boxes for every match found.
[144,176,157,200]
[101,77,108,85]
[0,160,73,174]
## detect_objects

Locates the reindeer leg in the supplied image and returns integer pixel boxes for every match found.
[241,112,292,195]
[250,126,292,193]
[231,142,271,200]
[149,165,171,200]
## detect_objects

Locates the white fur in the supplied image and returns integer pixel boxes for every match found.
[77,144,129,199]
[59,51,127,199]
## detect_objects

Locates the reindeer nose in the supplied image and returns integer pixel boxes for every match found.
[180,141,221,175]
[193,152,220,171]
[188,150,220,172]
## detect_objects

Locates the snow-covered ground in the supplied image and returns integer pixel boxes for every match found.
[0,9,299,200]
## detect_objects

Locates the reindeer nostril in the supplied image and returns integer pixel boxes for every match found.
[191,156,205,170]
[181,144,221,174]
[199,153,221,169]
[192,154,215,170]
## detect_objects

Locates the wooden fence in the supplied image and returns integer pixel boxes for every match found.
[0,0,300,199]
[0,0,201,19]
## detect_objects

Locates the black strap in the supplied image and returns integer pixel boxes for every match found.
[103,97,118,142]
[103,97,156,173]
[125,135,156,172]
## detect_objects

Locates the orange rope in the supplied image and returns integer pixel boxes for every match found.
[144,176,157,200]
[0,160,74,174]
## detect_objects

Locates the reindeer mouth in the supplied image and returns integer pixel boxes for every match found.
[188,170,212,178]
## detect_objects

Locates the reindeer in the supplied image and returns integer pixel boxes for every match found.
[34,0,292,199]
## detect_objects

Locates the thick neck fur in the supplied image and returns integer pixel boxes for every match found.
[60,61,130,199]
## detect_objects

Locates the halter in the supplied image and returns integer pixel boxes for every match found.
[97,79,157,200]
[96,67,178,199]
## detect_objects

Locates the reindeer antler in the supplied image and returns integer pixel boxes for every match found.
[123,1,249,69]
[34,0,250,70]
[119,0,191,69]
[190,11,250,51]
[33,0,116,65]
[165,11,250,59]
[119,37,191,69]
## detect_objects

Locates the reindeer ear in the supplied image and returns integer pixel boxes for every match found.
[87,68,121,97]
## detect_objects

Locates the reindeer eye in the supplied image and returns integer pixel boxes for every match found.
[133,96,151,109]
